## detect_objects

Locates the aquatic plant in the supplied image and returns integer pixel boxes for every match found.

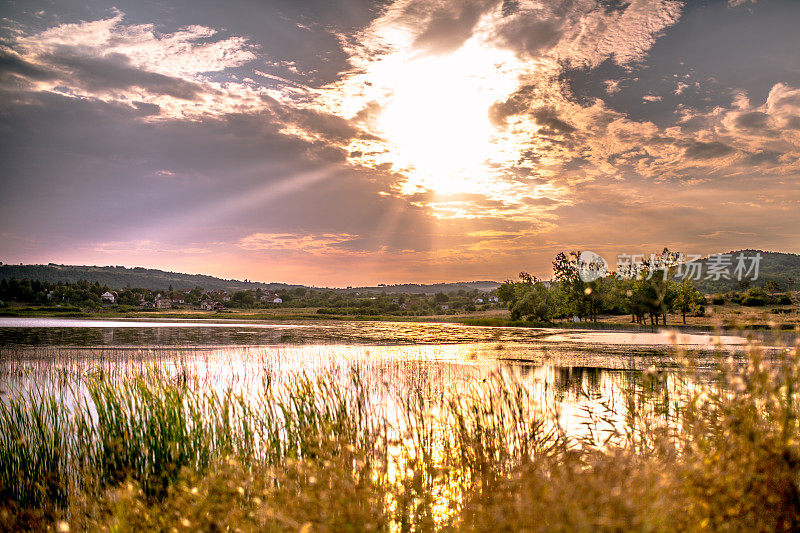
[0,336,799,531]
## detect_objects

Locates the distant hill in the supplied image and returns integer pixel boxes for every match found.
[347,281,501,295]
[0,264,300,292]
[676,250,800,294]
[0,263,501,294]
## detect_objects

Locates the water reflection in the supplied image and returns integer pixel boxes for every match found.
[1,343,687,444]
[1,318,785,444]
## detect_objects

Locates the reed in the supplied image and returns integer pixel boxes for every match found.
[1,337,799,531]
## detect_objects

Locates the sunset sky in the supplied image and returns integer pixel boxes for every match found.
[1,0,799,286]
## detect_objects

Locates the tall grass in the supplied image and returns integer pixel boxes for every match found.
[1,336,800,531]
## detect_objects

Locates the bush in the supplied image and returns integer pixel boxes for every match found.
[742,287,769,307]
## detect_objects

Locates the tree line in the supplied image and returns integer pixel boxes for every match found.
[498,250,707,325]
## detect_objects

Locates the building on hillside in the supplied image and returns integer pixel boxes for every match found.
[171,295,185,304]
[155,297,172,309]
[200,299,215,311]
[474,298,484,304]
[270,296,282,304]
[101,291,115,304]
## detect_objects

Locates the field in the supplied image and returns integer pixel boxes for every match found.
[1,335,800,531]
[4,300,799,333]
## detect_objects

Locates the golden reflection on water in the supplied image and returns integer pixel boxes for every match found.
[1,341,695,445]
[1,319,782,461]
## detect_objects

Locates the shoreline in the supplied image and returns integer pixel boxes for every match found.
[1,306,797,335]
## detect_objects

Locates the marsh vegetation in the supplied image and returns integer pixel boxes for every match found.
[1,327,799,531]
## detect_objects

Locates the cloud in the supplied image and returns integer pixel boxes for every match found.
[264,0,686,220]
[238,232,358,253]
[2,0,799,284]
[412,0,498,53]
[2,12,261,119]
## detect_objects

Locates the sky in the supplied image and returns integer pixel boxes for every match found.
[1,0,799,287]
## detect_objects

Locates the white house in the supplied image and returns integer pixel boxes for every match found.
[101,291,115,304]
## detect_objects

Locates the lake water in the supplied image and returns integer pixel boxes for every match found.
[0,317,791,441]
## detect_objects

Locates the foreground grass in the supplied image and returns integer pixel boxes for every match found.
[1,338,800,531]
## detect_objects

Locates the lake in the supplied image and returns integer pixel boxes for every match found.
[1,317,787,441]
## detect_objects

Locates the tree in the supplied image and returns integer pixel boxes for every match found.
[510,281,554,322]
[674,279,705,324]
[231,290,255,307]
[552,251,588,320]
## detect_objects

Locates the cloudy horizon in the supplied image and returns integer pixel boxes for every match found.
[1,0,799,286]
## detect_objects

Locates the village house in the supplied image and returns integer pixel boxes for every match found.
[474,297,484,304]
[154,294,171,309]
[101,291,115,304]
[211,290,231,302]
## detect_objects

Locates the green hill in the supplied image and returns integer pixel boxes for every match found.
[348,281,500,295]
[676,250,800,294]
[0,263,501,294]
[0,264,299,292]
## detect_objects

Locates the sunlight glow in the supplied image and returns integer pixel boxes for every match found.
[267,7,563,217]
[372,41,521,194]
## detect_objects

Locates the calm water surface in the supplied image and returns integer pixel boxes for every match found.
[0,317,788,439]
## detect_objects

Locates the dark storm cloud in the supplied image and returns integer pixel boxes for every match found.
[734,111,770,131]
[494,17,562,57]
[413,0,498,53]
[531,107,576,135]
[488,85,535,126]
[683,141,735,160]
[0,50,51,83]
[35,51,205,100]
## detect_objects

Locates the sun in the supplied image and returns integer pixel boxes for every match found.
[371,41,522,195]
